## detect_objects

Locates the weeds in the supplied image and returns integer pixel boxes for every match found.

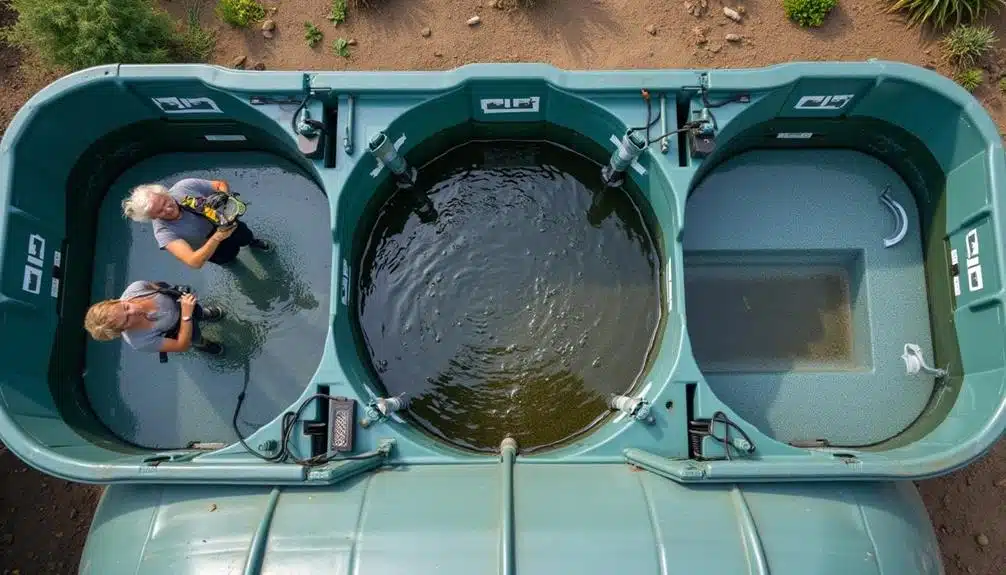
[332,37,351,57]
[782,0,838,27]
[955,67,984,91]
[177,4,217,62]
[4,0,179,70]
[999,77,1006,92]
[305,22,324,48]
[216,0,266,27]
[886,0,1006,29]
[328,0,347,24]
[496,0,539,8]
[941,25,996,67]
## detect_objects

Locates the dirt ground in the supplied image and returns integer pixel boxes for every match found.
[0,0,1004,573]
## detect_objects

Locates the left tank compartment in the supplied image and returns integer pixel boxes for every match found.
[85,151,330,449]
[0,67,334,479]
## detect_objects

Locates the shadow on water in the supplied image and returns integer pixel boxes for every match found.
[84,152,330,449]
[357,141,661,452]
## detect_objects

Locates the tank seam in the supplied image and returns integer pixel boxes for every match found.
[729,485,769,575]
[133,487,165,574]
[636,474,668,575]
[347,473,375,575]
[853,490,883,571]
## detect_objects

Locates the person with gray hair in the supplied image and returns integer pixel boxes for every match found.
[123,178,273,268]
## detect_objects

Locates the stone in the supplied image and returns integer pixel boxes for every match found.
[995,477,1006,488]
[691,26,708,45]
[726,33,742,42]
[710,44,722,53]
[348,38,358,46]
[467,16,481,26]
[262,29,274,39]
[69,508,78,520]
[262,19,276,32]
[253,62,266,71]
[422,27,432,37]
[434,51,444,57]
[723,6,742,21]
[230,55,247,68]
[976,533,990,547]
[646,24,657,35]
[685,0,708,17]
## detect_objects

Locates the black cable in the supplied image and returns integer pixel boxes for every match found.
[707,411,755,461]
[232,362,287,462]
[290,92,310,135]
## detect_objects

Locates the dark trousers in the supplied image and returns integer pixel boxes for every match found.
[162,304,205,344]
[208,221,255,265]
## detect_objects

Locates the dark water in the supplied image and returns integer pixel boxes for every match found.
[85,152,330,449]
[357,141,661,452]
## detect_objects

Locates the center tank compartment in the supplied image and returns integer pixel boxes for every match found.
[353,128,664,453]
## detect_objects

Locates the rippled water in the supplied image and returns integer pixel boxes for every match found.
[357,141,661,452]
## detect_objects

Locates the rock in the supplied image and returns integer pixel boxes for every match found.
[434,51,444,57]
[262,29,274,39]
[645,24,657,35]
[995,477,1006,487]
[924,63,936,70]
[54,531,63,539]
[691,26,708,45]
[421,27,432,37]
[230,55,247,68]
[348,38,357,46]
[736,5,746,14]
[723,6,742,21]
[209,503,218,512]
[253,62,266,71]
[685,0,708,17]
[467,16,481,26]
[976,533,990,547]
[726,33,742,42]
[69,508,78,520]
[262,19,276,32]
[710,44,722,53]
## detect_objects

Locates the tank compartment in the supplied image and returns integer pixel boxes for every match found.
[355,139,662,453]
[84,152,330,449]
[683,149,934,446]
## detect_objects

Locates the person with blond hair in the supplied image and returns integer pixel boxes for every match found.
[122,178,273,269]
[85,280,225,356]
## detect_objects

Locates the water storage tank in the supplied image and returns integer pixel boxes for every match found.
[2,62,1005,573]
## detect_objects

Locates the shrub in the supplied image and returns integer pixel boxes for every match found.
[332,37,351,57]
[941,25,996,67]
[328,0,347,24]
[783,0,838,26]
[887,0,1006,28]
[216,0,266,27]
[177,4,217,63]
[305,22,324,48]
[4,0,180,70]
[497,0,539,9]
[955,67,984,91]
[999,77,1006,93]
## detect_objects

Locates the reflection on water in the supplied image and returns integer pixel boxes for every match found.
[84,152,330,449]
[358,141,661,452]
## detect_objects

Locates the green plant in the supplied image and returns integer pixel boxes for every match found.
[955,67,984,91]
[304,22,324,47]
[215,0,266,27]
[783,0,838,26]
[999,77,1006,92]
[328,0,347,24]
[887,0,1006,28]
[941,25,997,67]
[497,0,538,9]
[4,0,180,70]
[332,37,351,57]
[178,4,218,62]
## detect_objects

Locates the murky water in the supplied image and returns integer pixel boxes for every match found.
[357,141,661,452]
[85,152,330,449]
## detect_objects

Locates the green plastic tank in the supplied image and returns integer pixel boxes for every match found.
[0,61,1003,572]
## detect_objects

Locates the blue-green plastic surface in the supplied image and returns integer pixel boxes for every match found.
[0,62,1003,487]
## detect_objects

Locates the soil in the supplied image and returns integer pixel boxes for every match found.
[0,0,1004,573]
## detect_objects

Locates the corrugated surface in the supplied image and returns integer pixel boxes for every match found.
[79,465,942,575]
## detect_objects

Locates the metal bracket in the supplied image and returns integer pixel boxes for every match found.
[880,187,908,248]
[901,343,947,378]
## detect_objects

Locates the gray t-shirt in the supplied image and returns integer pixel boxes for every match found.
[152,178,218,250]
[119,281,180,353]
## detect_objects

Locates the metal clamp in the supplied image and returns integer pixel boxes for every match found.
[880,187,908,248]
[901,343,947,378]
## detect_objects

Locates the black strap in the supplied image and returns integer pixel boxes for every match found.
[150,282,187,364]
